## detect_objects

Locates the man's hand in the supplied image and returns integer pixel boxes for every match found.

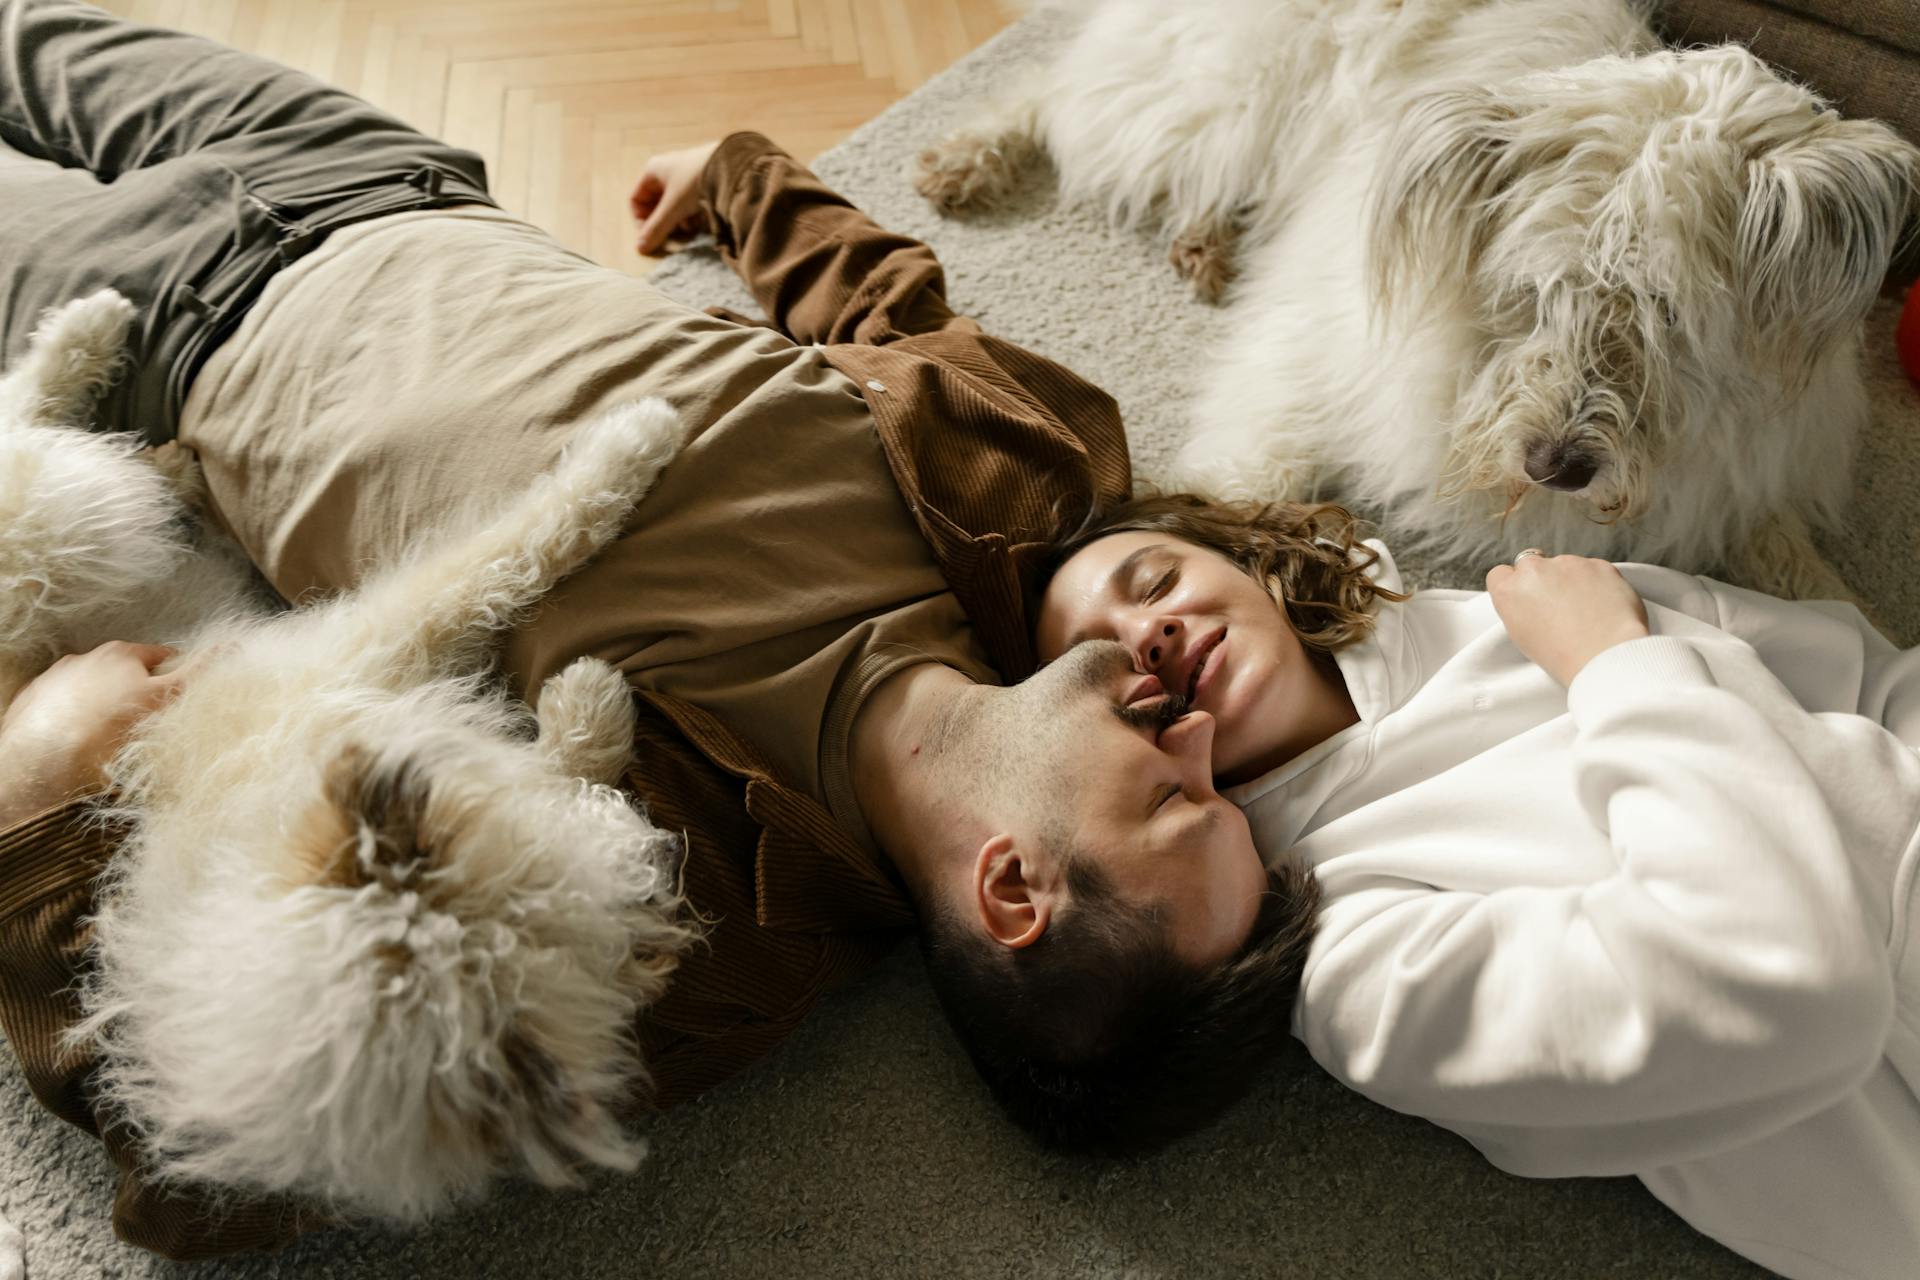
[1485,553,1649,687]
[631,140,722,257]
[0,641,185,827]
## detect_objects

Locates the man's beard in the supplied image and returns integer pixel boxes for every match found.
[1051,640,1195,734]
[1113,690,1193,733]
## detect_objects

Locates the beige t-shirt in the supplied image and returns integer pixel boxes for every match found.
[178,204,995,840]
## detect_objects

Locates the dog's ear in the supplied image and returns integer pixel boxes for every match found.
[1738,116,1920,375]
[1368,88,1516,313]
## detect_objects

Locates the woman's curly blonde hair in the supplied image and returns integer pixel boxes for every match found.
[1039,492,1411,654]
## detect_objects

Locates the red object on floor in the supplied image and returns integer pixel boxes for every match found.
[1901,280,1920,392]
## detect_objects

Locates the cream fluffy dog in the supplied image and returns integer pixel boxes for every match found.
[918,0,1920,598]
[0,291,697,1223]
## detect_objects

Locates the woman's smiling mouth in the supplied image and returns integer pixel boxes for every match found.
[1183,629,1226,704]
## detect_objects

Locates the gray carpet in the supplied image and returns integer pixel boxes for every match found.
[6,7,1918,1277]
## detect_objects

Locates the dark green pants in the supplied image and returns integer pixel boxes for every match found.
[0,0,498,443]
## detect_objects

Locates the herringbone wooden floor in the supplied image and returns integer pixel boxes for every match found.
[102,0,1017,273]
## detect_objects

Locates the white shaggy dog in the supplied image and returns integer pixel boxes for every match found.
[918,0,1920,598]
[0,293,267,706]
[0,292,698,1223]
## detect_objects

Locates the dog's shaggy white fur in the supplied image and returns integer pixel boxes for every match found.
[919,0,1920,598]
[0,292,699,1223]
[0,293,264,706]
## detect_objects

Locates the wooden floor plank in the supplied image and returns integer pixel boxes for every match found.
[414,41,452,137]
[95,0,1017,268]
[557,111,595,251]
[796,0,830,54]
[957,0,1008,48]
[440,60,501,161]
[187,0,241,49]
[389,0,725,26]
[304,2,348,89]
[929,0,974,75]
[253,0,298,73]
[590,120,628,271]
[494,86,537,217]
[431,11,761,61]
[359,15,399,117]
[879,0,926,92]
[455,39,837,89]
[524,98,567,234]
[851,0,893,83]
[525,60,895,114]
[345,0,733,14]
[333,5,375,95]
[225,0,266,58]
[385,27,426,130]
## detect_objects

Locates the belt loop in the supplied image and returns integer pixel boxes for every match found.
[277,226,320,264]
[176,286,215,320]
[408,165,445,197]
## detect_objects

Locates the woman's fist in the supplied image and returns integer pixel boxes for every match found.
[631,140,721,256]
[1485,553,1649,687]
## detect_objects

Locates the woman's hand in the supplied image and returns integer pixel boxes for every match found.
[0,641,185,827]
[630,140,722,256]
[1485,553,1649,687]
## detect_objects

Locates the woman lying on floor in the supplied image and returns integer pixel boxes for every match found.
[1024,493,1920,1280]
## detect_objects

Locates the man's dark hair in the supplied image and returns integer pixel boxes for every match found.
[916,852,1320,1156]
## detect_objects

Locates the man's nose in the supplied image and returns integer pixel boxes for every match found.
[1160,709,1218,789]
[1132,616,1180,673]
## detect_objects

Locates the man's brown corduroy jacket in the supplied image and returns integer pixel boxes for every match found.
[0,133,1131,1260]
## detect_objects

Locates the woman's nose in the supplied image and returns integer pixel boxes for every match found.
[1133,617,1180,672]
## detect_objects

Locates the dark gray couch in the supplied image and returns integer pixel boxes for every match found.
[1656,0,1920,282]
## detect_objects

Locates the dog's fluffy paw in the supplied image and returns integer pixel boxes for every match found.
[537,656,639,786]
[914,130,1032,213]
[1168,219,1238,305]
[1,288,137,427]
[39,286,135,340]
[1727,513,1858,604]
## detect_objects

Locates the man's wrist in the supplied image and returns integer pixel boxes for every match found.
[0,745,95,832]
[699,132,784,214]
[0,778,88,832]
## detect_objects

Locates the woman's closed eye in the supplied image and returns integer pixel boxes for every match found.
[1143,565,1178,603]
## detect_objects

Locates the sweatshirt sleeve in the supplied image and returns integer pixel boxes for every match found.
[0,802,319,1258]
[699,132,967,346]
[1618,561,1904,720]
[1298,636,1894,1176]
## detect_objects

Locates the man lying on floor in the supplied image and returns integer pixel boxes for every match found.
[0,0,1307,1258]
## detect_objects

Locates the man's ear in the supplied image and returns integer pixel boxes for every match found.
[972,833,1055,950]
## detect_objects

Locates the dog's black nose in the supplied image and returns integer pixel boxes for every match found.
[1523,441,1597,492]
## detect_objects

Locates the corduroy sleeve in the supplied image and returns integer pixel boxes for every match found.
[699,131,967,345]
[0,801,321,1259]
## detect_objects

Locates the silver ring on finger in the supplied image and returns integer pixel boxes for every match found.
[1514,548,1546,564]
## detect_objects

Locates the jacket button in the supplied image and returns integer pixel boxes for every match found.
[866,379,887,393]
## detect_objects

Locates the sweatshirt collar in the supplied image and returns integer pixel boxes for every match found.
[1224,538,1409,807]
[1331,537,1406,725]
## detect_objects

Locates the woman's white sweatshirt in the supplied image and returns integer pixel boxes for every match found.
[1231,543,1920,1280]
